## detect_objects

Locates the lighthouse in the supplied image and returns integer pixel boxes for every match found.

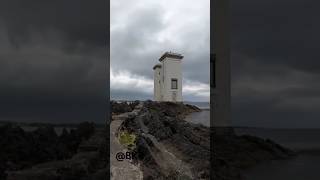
[153,52,183,102]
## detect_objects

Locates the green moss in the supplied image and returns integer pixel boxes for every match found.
[118,131,136,149]
[149,108,157,114]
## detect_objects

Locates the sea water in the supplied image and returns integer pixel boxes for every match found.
[177,104,320,180]
[184,110,210,127]
[235,128,320,180]
[184,101,210,110]
[242,154,320,180]
[183,101,210,127]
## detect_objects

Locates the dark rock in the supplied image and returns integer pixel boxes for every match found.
[90,168,108,180]
[111,101,134,115]
[119,101,210,179]
[6,127,107,180]
[76,122,95,140]
[117,101,294,180]
[0,122,98,179]
[129,100,140,110]
[212,130,295,180]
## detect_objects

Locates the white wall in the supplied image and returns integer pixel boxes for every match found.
[162,57,183,102]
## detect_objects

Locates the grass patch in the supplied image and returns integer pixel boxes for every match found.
[118,131,137,149]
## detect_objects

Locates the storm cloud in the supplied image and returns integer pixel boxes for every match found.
[1,0,319,127]
[0,0,107,123]
[231,0,320,128]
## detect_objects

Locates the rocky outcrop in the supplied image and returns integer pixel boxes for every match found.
[1,101,295,180]
[1,122,105,180]
[212,129,295,180]
[117,101,294,180]
[111,100,140,115]
[118,101,209,179]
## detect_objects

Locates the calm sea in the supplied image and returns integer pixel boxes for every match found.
[183,110,320,179]
[235,128,320,180]
[184,109,210,127]
[183,102,210,127]
[184,101,210,110]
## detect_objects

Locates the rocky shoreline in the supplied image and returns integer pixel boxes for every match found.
[116,101,208,179]
[0,122,107,180]
[0,101,295,180]
[112,100,295,180]
[212,128,295,180]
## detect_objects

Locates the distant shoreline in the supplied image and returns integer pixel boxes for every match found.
[234,126,320,130]
[0,120,105,128]
[199,108,210,110]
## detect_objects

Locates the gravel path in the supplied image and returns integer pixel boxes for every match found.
[110,107,143,180]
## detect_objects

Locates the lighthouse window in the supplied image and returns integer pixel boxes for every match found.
[171,79,178,89]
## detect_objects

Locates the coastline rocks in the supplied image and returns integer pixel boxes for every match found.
[111,100,140,115]
[118,101,210,179]
[144,101,201,118]
[7,151,104,180]
[212,130,295,180]
[0,122,98,179]
[117,101,294,180]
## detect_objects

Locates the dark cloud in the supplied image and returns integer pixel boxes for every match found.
[231,0,320,73]
[0,0,107,123]
[0,0,107,48]
[231,0,320,128]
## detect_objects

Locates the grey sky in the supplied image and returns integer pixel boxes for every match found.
[0,0,107,123]
[110,0,210,102]
[0,0,319,128]
[231,0,320,128]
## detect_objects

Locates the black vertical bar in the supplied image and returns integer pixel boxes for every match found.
[211,53,216,89]
[210,2,214,179]
[106,0,110,178]
[211,0,230,179]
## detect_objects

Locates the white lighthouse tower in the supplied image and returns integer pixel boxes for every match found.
[153,52,183,102]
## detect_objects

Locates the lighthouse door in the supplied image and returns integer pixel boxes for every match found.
[172,91,177,102]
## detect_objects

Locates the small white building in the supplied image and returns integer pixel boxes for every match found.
[153,52,183,102]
